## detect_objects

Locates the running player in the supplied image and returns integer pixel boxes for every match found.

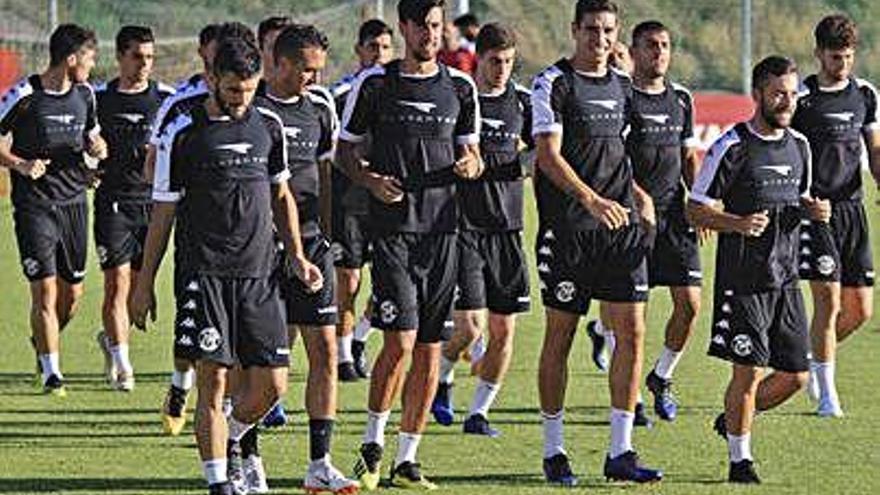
[430,22,532,437]
[791,14,880,418]
[94,25,175,392]
[689,55,830,484]
[0,23,105,396]
[338,0,482,489]
[255,24,359,494]
[626,21,702,422]
[134,37,322,495]
[532,0,661,485]
[330,18,394,382]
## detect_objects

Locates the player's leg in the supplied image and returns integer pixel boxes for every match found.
[837,286,873,341]
[195,361,232,494]
[351,296,375,378]
[100,264,135,389]
[163,271,199,435]
[463,311,514,437]
[336,266,362,382]
[432,309,480,426]
[836,201,874,343]
[55,201,88,333]
[807,280,841,409]
[30,277,66,395]
[723,364,762,484]
[754,371,808,411]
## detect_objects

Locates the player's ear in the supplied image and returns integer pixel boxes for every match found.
[66,52,78,69]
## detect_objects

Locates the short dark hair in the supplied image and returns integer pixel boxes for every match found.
[453,13,479,30]
[475,22,516,55]
[814,14,858,51]
[631,20,668,46]
[199,24,220,48]
[116,25,154,55]
[258,16,293,49]
[212,38,262,79]
[574,0,619,25]
[216,22,257,47]
[273,24,329,63]
[397,0,445,26]
[358,19,393,46]
[752,55,798,91]
[49,23,97,66]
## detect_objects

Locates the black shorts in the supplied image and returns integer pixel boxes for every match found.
[173,273,289,368]
[279,235,338,327]
[13,200,88,284]
[799,201,874,287]
[707,286,810,372]
[332,212,371,269]
[536,224,650,314]
[93,194,151,271]
[455,230,530,314]
[370,232,458,344]
[647,209,702,287]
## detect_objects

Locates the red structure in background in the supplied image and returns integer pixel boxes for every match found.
[692,92,754,150]
[0,47,21,92]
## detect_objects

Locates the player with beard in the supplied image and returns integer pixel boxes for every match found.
[689,56,830,484]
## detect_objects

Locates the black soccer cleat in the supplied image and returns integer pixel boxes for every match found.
[208,481,234,495]
[353,442,383,491]
[543,453,578,487]
[728,459,761,484]
[42,374,67,397]
[352,340,371,378]
[634,402,653,428]
[463,413,500,437]
[603,451,663,483]
[338,361,360,383]
[713,412,727,439]
[585,320,609,372]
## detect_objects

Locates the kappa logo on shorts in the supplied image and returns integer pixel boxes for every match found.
[97,246,108,265]
[186,280,200,292]
[721,303,732,314]
[543,229,556,240]
[198,327,222,352]
[801,247,811,256]
[177,334,194,347]
[732,334,753,357]
[715,319,730,331]
[538,245,553,257]
[22,257,40,277]
[179,317,197,329]
[867,271,876,280]
[379,300,399,324]
[817,255,836,276]
[183,299,197,311]
[712,334,726,347]
[537,262,550,274]
[555,281,576,303]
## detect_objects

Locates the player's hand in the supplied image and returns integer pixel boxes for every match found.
[15,159,49,180]
[584,195,630,230]
[366,173,404,204]
[635,193,656,229]
[737,210,770,237]
[453,154,484,180]
[85,167,103,189]
[803,197,831,223]
[697,227,713,246]
[292,255,324,293]
[86,135,109,161]
[130,283,157,331]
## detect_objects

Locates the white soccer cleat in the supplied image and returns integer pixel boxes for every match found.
[244,455,270,494]
[806,367,820,402]
[96,330,117,384]
[111,372,135,392]
[817,399,844,418]
[304,459,360,494]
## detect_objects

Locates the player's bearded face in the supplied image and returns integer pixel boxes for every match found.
[633,31,671,79]
[817,47,855,82]
[758,73,799,129]
[479,48,515,89]
[214,73,261,119]
[118,42,155,84]
[572,12,619,67]
[401,7,443,62]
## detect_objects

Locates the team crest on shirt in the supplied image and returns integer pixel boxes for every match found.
[22,257,40,277]
[379,300,399,324]
[732,334,753,357]
[817,255,836,276]
[199,327,222,352]
[555,281,576,303]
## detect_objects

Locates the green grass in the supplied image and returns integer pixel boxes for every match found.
[0,181,879,495]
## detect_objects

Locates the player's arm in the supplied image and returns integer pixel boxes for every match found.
[83,85,108,160]
[795,137,831,223]
[631,179,656,227]
[271,180,323,292]
[682,146,701,189]
[454,142,483,179]
[0,85,47,179]
[865,129,880,187]
[678,85,701,188]
[0,136,47,179]
[452,70,483,180]
[318,97,339,235]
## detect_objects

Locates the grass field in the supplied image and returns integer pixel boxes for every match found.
[0,182,878,495]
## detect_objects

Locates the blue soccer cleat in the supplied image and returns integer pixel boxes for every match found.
[604,451,663,483]
[646,370,678,422]
[262,403,288,428]
[543,453,578,487]
[431,382,455,426]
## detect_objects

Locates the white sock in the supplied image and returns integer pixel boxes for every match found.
[353,316,375,342]
[338,333,354,364]
[203,458,228,485]
[469,335,486,364]
[439,354,456,385]
[171,369,194,390]
[110,344,133,375]
[468,379,501,419]
[227,415,255,442]
[814,360,839,404]
[727,433,753,462]
[653,346,683,380]
[309,454,331,470]
[395,432,422,468]
[609,408,634,459]
[541,410,566,458]
[39,353,62,383]
[364,410,390,446]
[603,323,617,355]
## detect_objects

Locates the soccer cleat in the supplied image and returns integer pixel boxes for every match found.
[351,340,371,379]
[463,414,500,437]
[42,374,67,397]
[712,413,727,439]
[633,402,653,428]
[390,462,437,490]
[304,460,360,494]
[208,482,234,495]
[261,402,288,428]
[352,442,383,491]
[96,330,117,384]
[543,453,578,487]
[817,399,844,418]
[646,370,678,421]
[111,372,135,392]
[728,459,761,484]
[227,440,247,495]
[603,451,663,483]
[243,455,270,494]
[338,361,361,383]
[430,382,454,426]
[585,320,609,372]
[162,385,189,436]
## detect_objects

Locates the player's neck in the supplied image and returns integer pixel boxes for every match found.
[205,96,246,121]
[817,71,849,90]
[476,74,505,95]
[748,115,784,139]
[400,54,438,76]
[569,55,607,77]
[267,78,301,102]
[633,72,665,92]
[118,76,149,93]
[40,66,73,93]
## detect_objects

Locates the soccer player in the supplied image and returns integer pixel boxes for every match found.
[0,23,105,396]
[93,25,175,392]
[688,55,830,484]
[453,13,480,54]
[531,0,661,485]
[338,0,482,489]
[134,37,322,495]
[430,22,532,437]
[624,21,702,421]
[330,18,394,382]
[255,24,359,494]
[791,14,880,418]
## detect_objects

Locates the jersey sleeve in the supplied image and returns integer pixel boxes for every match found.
[316,93,339,161]
[690,128,744,205]
[152,113,192,202]
[255,107,292,185]
[0,78,33,136]
[531,65,565,136]
[449,67,480,146]
[515,84,535,149]
[857,78,880,132]
[339,66,384,143]
[791,130,813,197]
[674,84,700,149]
